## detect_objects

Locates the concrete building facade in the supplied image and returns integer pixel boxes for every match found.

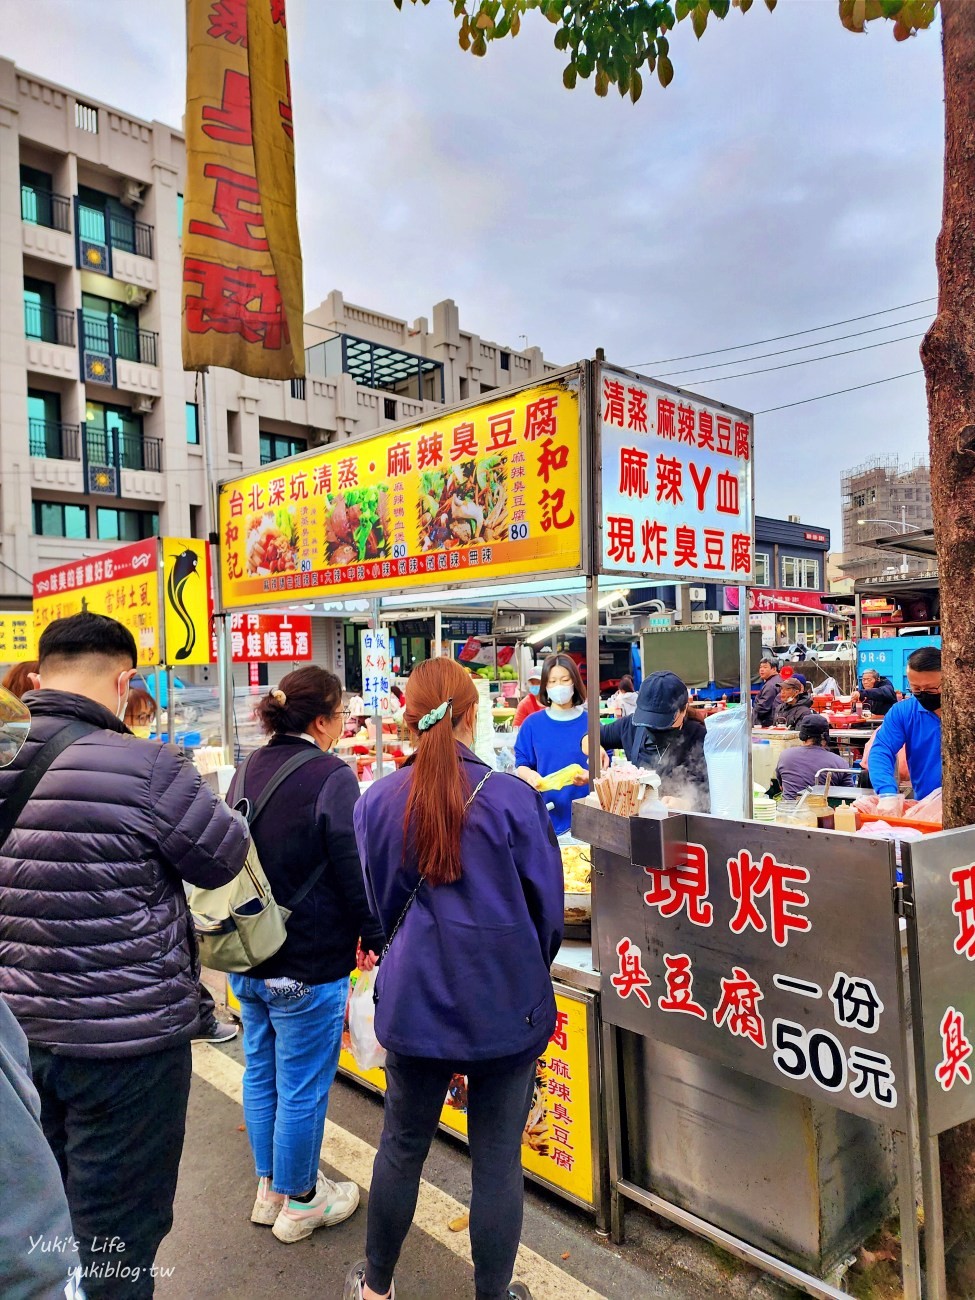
[839,455,933,583]
[0,59,557,634]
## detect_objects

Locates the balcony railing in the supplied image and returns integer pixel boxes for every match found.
[85,427,163,474]
[24,302,76,347]
[21,186,72,233]
[77,203,154,262]
[29,419,81,460]
[80,313,158,366]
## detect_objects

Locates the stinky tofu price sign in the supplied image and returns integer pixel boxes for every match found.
[597,364,754,585]
[597,814,908,1126]
[0,613,37,662]
[216,374,583,611]
[360,627,392,716]
[902,828,975,1135]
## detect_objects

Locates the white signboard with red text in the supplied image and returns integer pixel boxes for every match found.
[597,365,754,585]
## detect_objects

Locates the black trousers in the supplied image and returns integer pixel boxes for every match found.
[366,1051,537,1300]
[29,1041,192,1300]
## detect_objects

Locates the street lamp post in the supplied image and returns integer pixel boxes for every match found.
[856,505,910,575]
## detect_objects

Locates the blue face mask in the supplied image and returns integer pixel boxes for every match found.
[528,684,540,696]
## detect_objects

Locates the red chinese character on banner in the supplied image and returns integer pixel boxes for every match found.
[289,472,309,501]
[655,455,682,505]
[673,525,698,569]
[703,529,725,571]
[537,438,570,485]
[627,387,648,433]
[677,404,696,445]
[487,411,516,451]
[656,397,676,440]
[734,420,751,460]
[188,165,268,251]
[689,462,712,511]
[716,416,732,455]
[698,411,715,451]
[549,1059,571,1079]
[730,533,752,574]
[387,442,412,477]
[338,457,358,489]
[312,463,332,495]
[551,1149,575,1171]
[727,850,811,948]
[229,489,244,517]
[603,379,625,427]
[267,477,285,507]
[539,488,575,532]
[550,1010,570,1051]
[184,259,287,348]
[950,864,975,959]
[451,422,478,461]
[658,953,707,1020]
[548,1079,572,1101]
[716,471,740,516]
[713,966,766,1049]
[524,395,559,442]
[936,1006,974,1091]
[619,447,650,499]
[610,937,652,1008]
[201,69,252,145]
[271,0,287,24]
[208,0,247,45]
[642,520,668,566]
[643,841,713,927]
[417,432,443,468]
[248,483,265,513]
[606,516,635,565]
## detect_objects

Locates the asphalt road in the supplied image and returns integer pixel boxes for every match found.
[154,1039,797,1300]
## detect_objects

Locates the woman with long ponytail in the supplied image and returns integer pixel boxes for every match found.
[345,658,564,1300]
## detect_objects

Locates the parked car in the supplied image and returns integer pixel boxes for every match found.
[806,640,856,665]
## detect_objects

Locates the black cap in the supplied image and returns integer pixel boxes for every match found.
[634,671,688,729]
[798,714,830,741]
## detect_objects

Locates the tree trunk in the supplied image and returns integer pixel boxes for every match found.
[921,0,975,1274]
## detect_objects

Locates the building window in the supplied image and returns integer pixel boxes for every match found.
[260,432,306,465]
[499,350,510,371]
[186,403,200,446]
[95,507,159,542]
[86,401,146,471]
[176,192,184,240]
[82,293,141,363]
[21,165,57,228]
[383,397,397,421]
[28,389,62,458]
[24,276,57,340]
[782,556,819,589]
[33,500,90,539]
[754,552,770,586]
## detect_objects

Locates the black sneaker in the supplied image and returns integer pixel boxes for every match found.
[507,1286,533,1300]
[195,1019,239,1044]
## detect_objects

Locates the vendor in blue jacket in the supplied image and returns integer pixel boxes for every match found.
[514,653,590,834]
[867,645,942,811]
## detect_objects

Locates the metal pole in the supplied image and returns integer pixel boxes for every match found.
[586,577,601,786]
[372,598,384,781]
[854,592,863,643]
[920,1124,948,1298]
[199,370,234,763]
[737,584,752,819]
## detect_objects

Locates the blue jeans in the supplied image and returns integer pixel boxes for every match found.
[228,973,347,1197]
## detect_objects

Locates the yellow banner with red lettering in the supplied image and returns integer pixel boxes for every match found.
[182,0,304,378]
[217,376,583,609]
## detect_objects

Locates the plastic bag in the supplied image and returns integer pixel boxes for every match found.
[704,707,748,819]
[348,968,386,1071]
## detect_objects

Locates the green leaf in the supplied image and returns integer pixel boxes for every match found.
[675,0,692,19]
[657,52,674,85]
[765,0,777,9]
[472,32,487,53]
[595,66,610,95]
[563,60,578,88]
[692,3,708,37]
[554,25,569,48]
[629,67,643,102]
[475,11,494,28]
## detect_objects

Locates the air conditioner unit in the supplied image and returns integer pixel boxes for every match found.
[120,179,145,208]
[124,284,149,306]
[688,586,707,601]
[132,396,155,415]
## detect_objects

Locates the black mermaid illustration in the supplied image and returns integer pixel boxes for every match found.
[167,548,199,661]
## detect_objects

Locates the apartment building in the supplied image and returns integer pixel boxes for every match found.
[0,59,557,625]
[839,455,933,583]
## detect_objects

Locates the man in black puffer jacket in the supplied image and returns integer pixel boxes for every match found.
[0,613,248,1298]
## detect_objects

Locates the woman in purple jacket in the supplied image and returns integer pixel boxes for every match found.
[345,659,564,1300]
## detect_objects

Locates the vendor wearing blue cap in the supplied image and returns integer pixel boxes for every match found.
[594,671,710,811]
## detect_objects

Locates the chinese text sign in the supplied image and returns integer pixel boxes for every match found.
[0,614,37,662]
[360,628,391,716]
[214,612,313,662]
[598,365,754,585]
[217,377,583,609]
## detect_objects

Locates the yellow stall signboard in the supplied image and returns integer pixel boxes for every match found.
[33,539,211,668]
[338,987,595,1207]
[0,614,37,662]
[217,377,583,610]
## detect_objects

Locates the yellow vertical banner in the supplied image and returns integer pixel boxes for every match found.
[162,538,213,665]
[182,0,304,378]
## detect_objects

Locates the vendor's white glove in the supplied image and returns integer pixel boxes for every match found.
[877,795,903,818]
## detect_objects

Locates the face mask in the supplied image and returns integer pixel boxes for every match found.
[547,684,574,706]
[131,725,153,740]
[528,684,541,696]
[116,677,130,721]
[915,690,941,713]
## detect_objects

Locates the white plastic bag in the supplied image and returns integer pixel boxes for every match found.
[704,707,748,819]
[348,968,386,1071]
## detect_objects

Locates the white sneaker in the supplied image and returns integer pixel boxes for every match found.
[250,1176,286,1226]
[272,1169,360,1243]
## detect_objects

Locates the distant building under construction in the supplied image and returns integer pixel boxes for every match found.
[839,456,932,582]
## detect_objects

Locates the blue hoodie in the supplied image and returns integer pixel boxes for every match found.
[868,694,942,798]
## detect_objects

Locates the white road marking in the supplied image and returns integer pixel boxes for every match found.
[192,1044,606,1300]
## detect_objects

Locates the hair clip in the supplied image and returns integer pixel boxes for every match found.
[270,688,287,705]
[417,699,452,732]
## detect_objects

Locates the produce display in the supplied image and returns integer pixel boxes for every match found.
[418,456,508,551]
[246,507,298,575]
[325,488,391,564]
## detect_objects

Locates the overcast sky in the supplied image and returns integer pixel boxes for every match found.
[5,0,945,540]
